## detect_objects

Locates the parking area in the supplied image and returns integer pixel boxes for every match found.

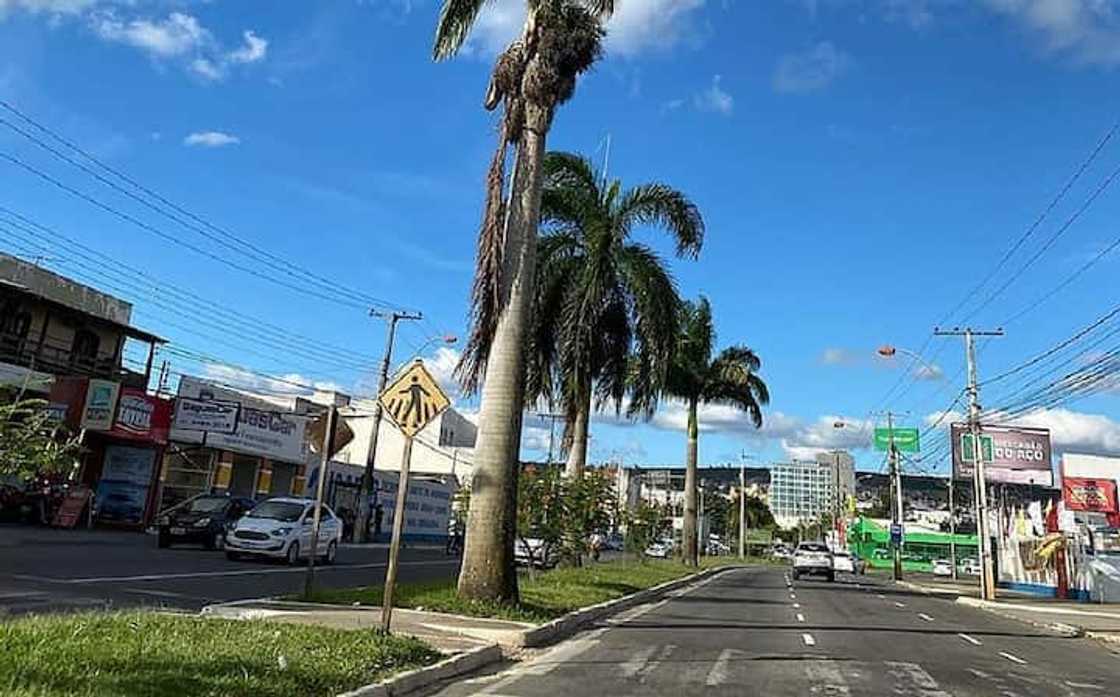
[0,525,461,616]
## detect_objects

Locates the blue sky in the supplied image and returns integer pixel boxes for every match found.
[3,0,1120,474]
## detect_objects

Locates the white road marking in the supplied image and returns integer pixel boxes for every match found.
[918,613,935,622]
[999,651,1028,665]
[804,660,851,696]
[957,633,983,646]
[797,613,805,622]
[636,644,676,682]
[793,603,801,609]
[1064,681,1105,691]
[802,633,816,647]
[877,594,886,599]
[618,646,659,678]
[15,559,458,584]
[885,662,951,697]
[125,588,205,600]
[790,593,797,599]
[893,601,907,608]
[705,649,735,686]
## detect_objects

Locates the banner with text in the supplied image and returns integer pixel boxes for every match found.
[951,423,1053,486]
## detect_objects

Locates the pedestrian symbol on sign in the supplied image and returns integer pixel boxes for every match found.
[378,360,450,438]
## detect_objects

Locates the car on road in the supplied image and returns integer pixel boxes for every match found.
[645,540,673,559]
[960,558,982,576]
[792,542,834,582]
[225,497,342,565]
[769,545,794,560]
[157,494,255,550]
[515,538,558,568]
[831,550,857,575]
[931,558,953,576]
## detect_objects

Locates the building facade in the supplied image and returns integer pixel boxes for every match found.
[0,253,162,396]
[770,460,835,529]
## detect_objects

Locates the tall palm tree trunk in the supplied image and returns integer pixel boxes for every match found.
[457,106,550,603]
[682,396,699,567]
[563,381,591,478]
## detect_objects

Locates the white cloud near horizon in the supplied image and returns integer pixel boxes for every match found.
[924,406,1120,458]
[183,131,240,148]
[983,0,1120,67]
[774,41,851,93]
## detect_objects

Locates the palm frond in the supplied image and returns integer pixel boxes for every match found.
[433,0,492,60]
[618,243,680,417]
[613,183,704,258]
[702,345,770,428]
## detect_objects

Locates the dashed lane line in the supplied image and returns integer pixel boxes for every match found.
[705,649,735,687]
[893,601,907,608]
[793,603,801,609]
[802,633,817,647]
[918,613,935,622]
[797,613,805,622]
[877,594,886,599]
[999,651,1028,665]
[957,633,983,646]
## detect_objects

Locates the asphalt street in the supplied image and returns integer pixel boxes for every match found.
[0,525,461,615]
[432,566,1120,697]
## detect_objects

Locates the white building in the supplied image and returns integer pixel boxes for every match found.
[333,399,476,480]
[769,455,853,529]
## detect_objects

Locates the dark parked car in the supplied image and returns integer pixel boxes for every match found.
[157,494,255,550]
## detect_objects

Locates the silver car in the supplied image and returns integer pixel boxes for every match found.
[225,497,342,565]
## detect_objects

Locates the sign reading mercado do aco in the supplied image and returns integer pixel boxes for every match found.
[170,376,309,463]
[950,423,1053,487]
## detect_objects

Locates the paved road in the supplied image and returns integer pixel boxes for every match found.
[433,567,1120,696]
[0,525,460,616]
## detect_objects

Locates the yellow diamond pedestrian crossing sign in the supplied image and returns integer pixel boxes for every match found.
[379,360,451,438]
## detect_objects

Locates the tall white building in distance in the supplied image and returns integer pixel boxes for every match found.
[769,452,854,529]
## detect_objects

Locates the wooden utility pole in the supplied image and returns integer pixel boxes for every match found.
[935,327,1004,600]
[356,310,422,543]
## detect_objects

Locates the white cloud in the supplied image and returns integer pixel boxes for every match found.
[693,74,733,115]
[183,131,240,148]
[821,347,859,365]
[924,407,1120,457]
[983,0,1120,66]
[460,0,708,57]
[92,11,207,57]
[882,0,936,28]
[774,41,852,94]
[913,363,945,381]
[229,30,268,64]
[201,363,341,398]
[0,0,96,16]
[421,346,462,399]
[189,57,223,81]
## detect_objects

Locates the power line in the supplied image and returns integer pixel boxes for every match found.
[0,101,412,313]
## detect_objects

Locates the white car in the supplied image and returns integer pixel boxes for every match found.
[225,498,342,565]
[792,542,834,582]
[832,551,856,574]
[931,559,953,577]
[515,538,557,568]
[645,540,672,558]
[960,558,981,576]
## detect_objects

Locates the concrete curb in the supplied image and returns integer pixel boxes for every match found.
[955,596,1084,638]
[895,580,963,597]
[336,644,503,697]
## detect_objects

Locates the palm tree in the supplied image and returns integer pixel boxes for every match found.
[527,151,703,478]
[434,1,614,602]
[665,297,770,566]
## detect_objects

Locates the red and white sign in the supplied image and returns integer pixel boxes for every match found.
[1063,477,1119,514]
[109,388,172,444]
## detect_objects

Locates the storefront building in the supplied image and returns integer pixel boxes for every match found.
[159,376,316,513]
[49,377,173,528]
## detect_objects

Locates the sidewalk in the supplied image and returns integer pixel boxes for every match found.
[202,599,534,654]
[899,575,1120,647]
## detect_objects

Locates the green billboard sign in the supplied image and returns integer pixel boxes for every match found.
[874,427,920,453]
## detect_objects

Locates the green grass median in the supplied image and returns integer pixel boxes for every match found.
[303,557,764,624]
[0,611,440,697]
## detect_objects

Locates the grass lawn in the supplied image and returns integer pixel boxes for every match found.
[0,611,441,697]
[303,556,768,624]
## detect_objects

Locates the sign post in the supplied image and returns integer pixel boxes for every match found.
[378,360,450,633]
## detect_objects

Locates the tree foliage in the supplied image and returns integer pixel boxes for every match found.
[0,399,79,481]
[623,501,669,561]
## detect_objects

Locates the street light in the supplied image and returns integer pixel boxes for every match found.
[878,344,957,580]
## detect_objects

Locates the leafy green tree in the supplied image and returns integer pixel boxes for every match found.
[435,0,615,603]
[0,399,78,481]
[664,298,770,567]
[527,151,703,477]
[623,501,668,562]
[515,466,566,575]
[726,491,776,552]
[557,468,614,564]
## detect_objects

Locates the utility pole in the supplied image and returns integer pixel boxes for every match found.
[356,310,422,544]
[935,326,1003,600]
[887,411,904,582]
[739,451,754,559]
[536,411,564,466]
[948,475,958,581]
